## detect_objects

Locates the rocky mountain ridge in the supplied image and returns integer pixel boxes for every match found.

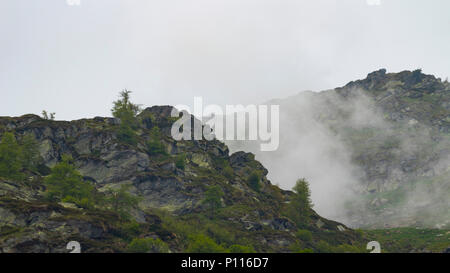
[0,106,364,253]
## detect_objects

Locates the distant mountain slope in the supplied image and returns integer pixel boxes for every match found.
[227,69,450,229]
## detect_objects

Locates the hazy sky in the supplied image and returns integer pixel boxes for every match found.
[1,0,449,120]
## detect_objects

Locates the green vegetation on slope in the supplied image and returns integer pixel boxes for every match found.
[364,228,450,253]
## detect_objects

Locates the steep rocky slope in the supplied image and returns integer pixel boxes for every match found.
[228,69,450,229]
[0,107,364,253]
[331,70,449,228]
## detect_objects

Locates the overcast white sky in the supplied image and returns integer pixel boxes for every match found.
[1,0,449,120]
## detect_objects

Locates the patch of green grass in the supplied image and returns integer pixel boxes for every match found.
[364,228,450,253]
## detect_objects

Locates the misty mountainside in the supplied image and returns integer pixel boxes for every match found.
[0,106,367,253]
[227,69,450,229]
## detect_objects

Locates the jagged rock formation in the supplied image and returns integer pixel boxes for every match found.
[337,69,450,132]
[0,107,364,253]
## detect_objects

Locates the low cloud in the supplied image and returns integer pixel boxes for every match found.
[227,88,450,228]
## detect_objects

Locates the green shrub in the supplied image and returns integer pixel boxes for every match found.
[0,132,44,178]
[289,242,306,253]
[41,110,55,120]
[0,132,24,180]
[296,229,313,242]
[44,155,95,206]
[315,240,333,253]
[20,134,41,170]
[105,184,141,220]
[186,234,228,253]
[117,125,138,146]
[111,90,141,146]
[228,244,255,253]
[62,196,93,209]
[147,141,166,155]
[297,248,314,253]
[111,90,141,125]
[175,154,186,170]
[127,237,169,253]
[285,178,313,227]
[223,165,234,180]
[354,229,364,238]
[147,127,167,155]
[118,221,141,240]
[247,171,261,192]
[205,223,235,245]
[202,185,224,217]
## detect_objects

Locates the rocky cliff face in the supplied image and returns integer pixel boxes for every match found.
[0,107,364,253]
[228,69,450,229]
[332,69,450,228]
